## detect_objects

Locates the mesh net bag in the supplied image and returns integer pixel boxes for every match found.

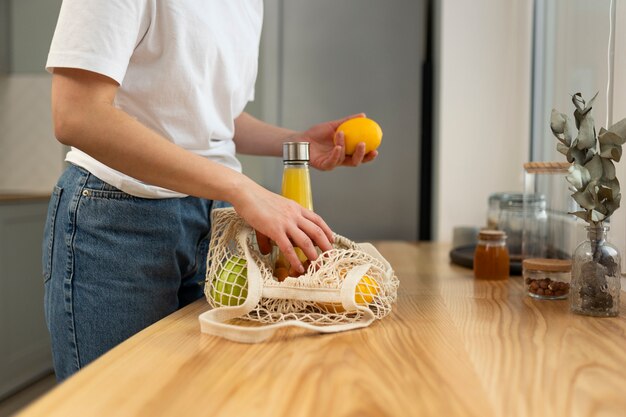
[198,208,399,343]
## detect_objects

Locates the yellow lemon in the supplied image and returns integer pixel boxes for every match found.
[211,256,248,306]
[334,117,383,155]
[317,275,380,313]
[355,275,379,305]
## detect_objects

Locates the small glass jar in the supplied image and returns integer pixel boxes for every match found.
[474,230,510,280]
[523,258,571,300]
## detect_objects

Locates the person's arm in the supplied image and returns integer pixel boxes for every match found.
[233,112,378,170]
[231,112,295,157]
[51,67,332,273]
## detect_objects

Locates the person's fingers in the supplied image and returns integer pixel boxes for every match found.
[362,150,378,163]
[255,230,272,255]
[275,235,304,274]
[317,131,344,169]
[333,130,345,147]
[289,227,319,262]
[348,142,366,166]
[322,145,344,170]
[329,113,366,130]
[302,210,334,248]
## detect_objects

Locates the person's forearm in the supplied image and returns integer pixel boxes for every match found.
[233,112,298,156]
[55,95,255,203]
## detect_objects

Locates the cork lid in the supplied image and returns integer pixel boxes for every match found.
[522,258,572,272]
[523,161,571,174]
[478,230,506,241]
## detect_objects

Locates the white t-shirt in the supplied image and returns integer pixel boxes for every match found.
[46,0,263,198]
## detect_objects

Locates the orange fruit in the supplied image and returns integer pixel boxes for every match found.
[316,274,380,313]
[334,117,383,155]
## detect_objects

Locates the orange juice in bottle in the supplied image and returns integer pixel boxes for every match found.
[274,142,314,278]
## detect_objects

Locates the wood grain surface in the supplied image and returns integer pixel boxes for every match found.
[0,193,50,202]
[17,242,626,417]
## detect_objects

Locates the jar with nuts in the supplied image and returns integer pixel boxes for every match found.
[522,258,571,300]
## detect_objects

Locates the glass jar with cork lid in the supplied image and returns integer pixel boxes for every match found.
[474,230,510,280]
[522,258,571,300]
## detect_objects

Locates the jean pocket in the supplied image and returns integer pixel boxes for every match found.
[81,185,139,200]
[43,186,63,283]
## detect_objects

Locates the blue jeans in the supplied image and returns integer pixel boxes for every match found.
[43,165,227,381]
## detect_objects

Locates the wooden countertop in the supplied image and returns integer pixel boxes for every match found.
[0,193,50,202]
[17,242,626,417]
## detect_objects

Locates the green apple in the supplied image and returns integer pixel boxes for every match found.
[211,256,248,306]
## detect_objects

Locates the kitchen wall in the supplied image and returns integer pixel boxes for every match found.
[537,0,626,270]
[613,3,626,271]
[0,74,62,193]
[435,0,626,254]
[0,0,64,193]
[434,0,534,242]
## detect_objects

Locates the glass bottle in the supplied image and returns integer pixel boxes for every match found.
[282,142,313,210]
[474,230,510,280]
[570,224,621,317]
[275,142,313,277]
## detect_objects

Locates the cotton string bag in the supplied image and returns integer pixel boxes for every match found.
[198,208,399,343]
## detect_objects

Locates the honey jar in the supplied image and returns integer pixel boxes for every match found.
[474,230,510,280]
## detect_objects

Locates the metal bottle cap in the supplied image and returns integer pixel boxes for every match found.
[283,142,310,162]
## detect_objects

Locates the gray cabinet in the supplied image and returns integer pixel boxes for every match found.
[1,0,63,73]
[0,1,9,73]
[0,197,52,399]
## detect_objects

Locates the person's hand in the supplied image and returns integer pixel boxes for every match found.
[230,178,334,273]
[294,113,379,171]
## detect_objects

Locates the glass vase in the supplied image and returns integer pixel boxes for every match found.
[570,224,621,317]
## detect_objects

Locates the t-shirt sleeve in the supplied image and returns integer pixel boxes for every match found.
[46,0,151,85]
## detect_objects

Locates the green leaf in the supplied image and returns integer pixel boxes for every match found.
[550,110,566,133]
[598,128,626,146]
[584,148,596,164]
[608,117,626,140]
[575,113,596,150]
[602,178,621,198]
[601,158,616,180]
[587,91,599,108]
[584,154,603,181]
[569,210,589,221]
[557,143,569,156]
[605,194,621,217]
[550,110,572,145]
[597,184,613,203]
[572,93,586,113]
[572,92,598,115]
[572,188,596,210]
[567,146,585,164]
[591,210,606,222]
[599,143,623,162]
[566,164,591,190]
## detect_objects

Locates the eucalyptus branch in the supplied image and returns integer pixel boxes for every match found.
[550,93,625,225]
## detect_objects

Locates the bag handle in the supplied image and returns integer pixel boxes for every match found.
[199,229,378,343]
[199,306,376,344]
